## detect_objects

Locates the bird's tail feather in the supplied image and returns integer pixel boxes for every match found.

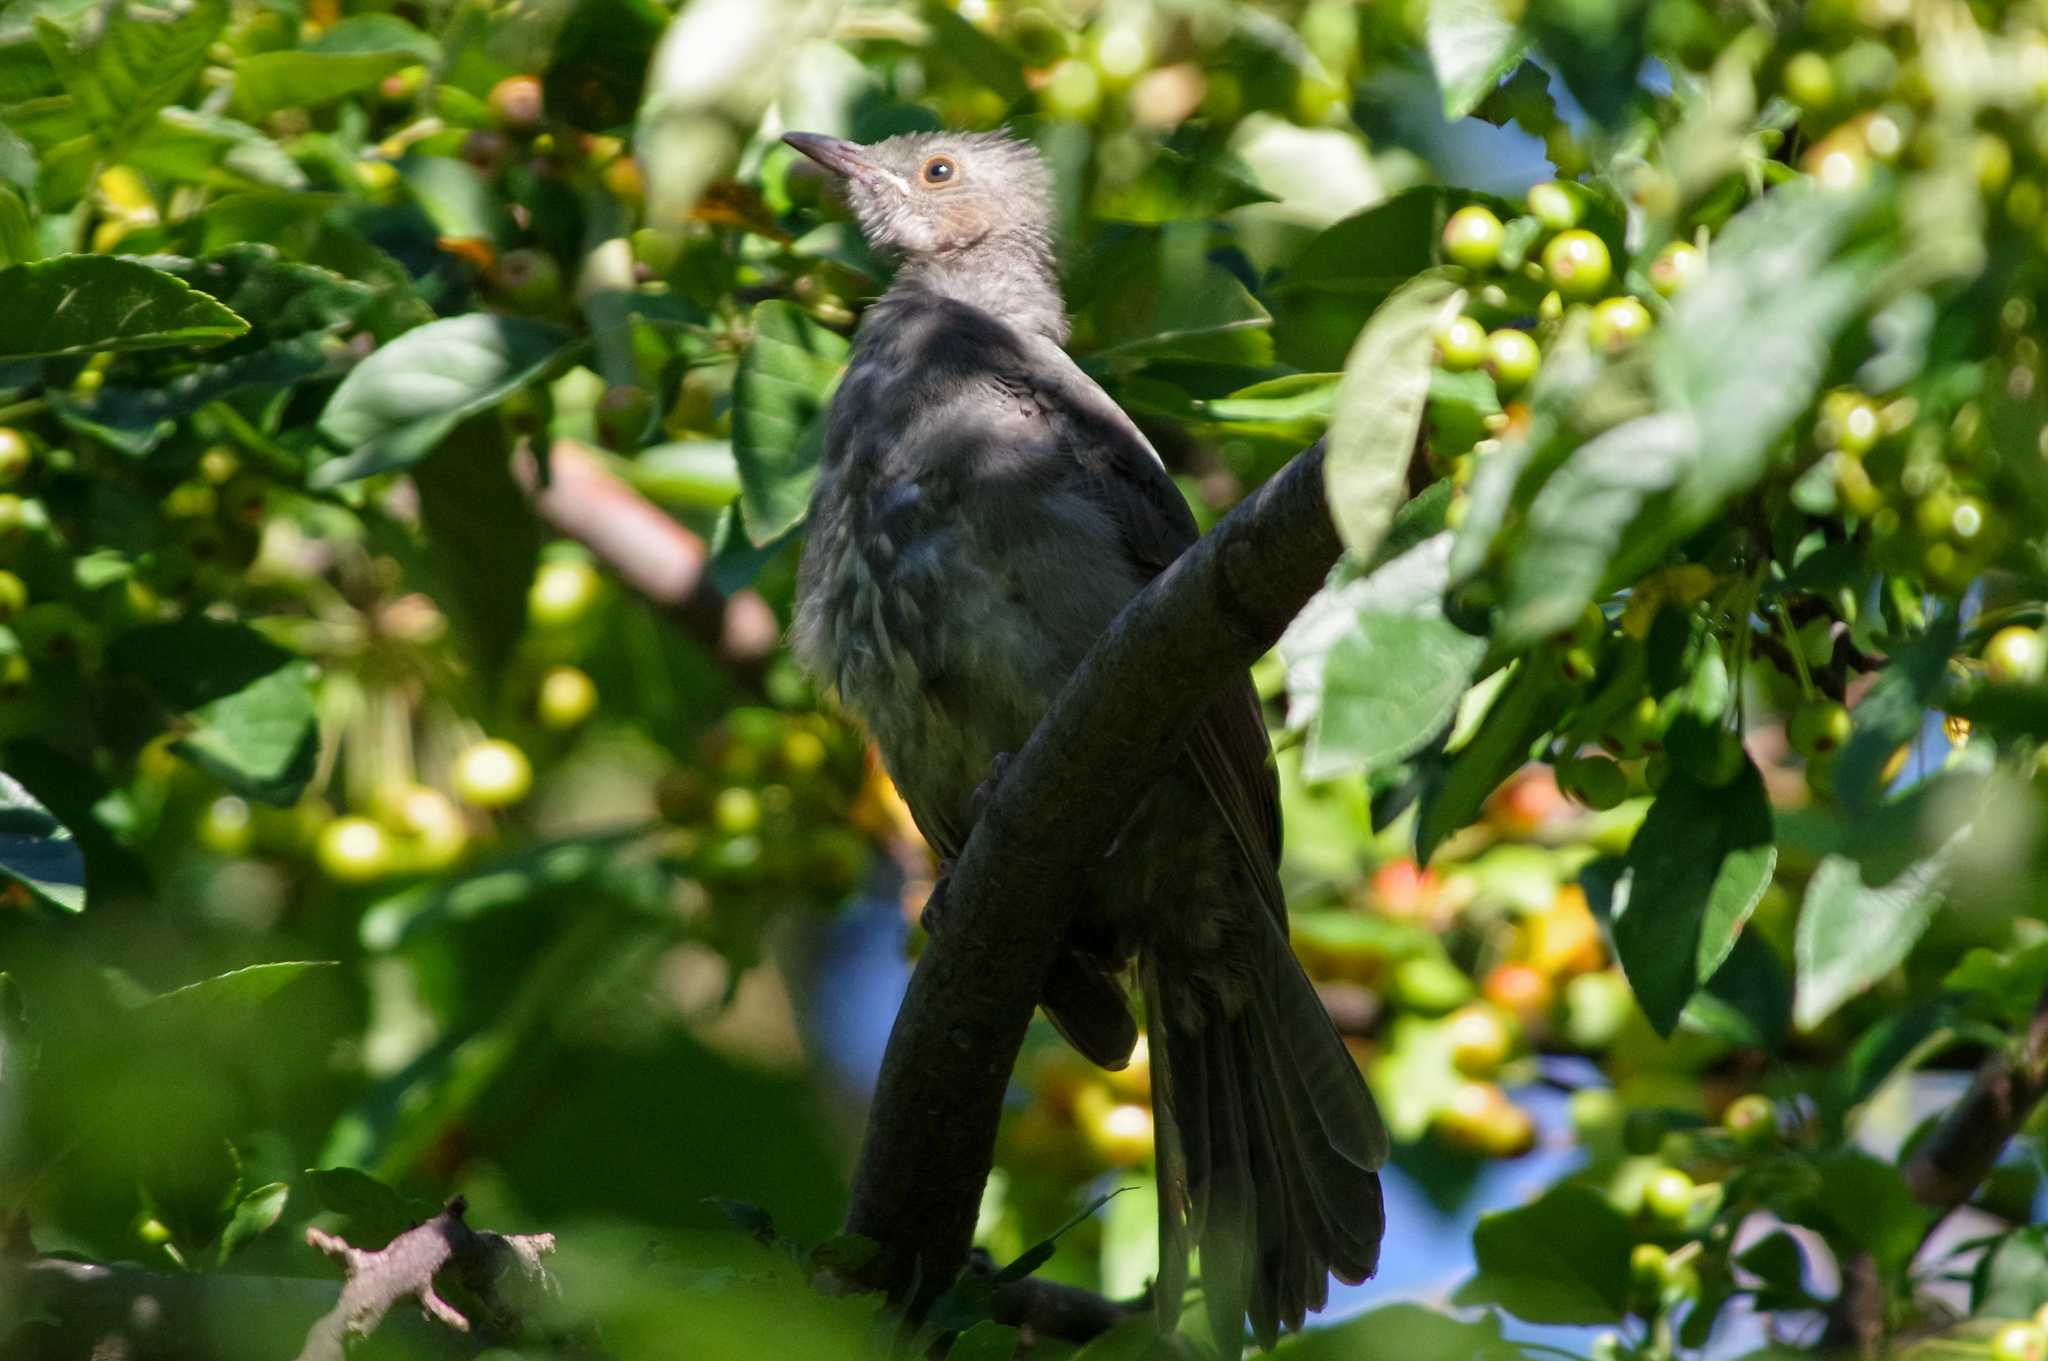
[1143,925,1385,1356]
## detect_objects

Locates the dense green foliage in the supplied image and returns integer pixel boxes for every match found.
[2,0,2048,1358]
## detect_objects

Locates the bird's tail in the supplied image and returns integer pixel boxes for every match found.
[1141,921,1386,1356]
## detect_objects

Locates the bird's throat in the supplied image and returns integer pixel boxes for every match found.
[887,241,1069,346]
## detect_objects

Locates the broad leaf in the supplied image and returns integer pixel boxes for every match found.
[1973,1228,2048,1319]
[1835,612,1959,812]
[0,770,84,913]
[1272,1302,1524,1360]
[145,960,334,1013]
[1325,275,1464,561]
[1455,1184,1634,1324]
[0,253,248,358]
[1794,817,1970,1031]
[35,0,225,152]
[218,1181,289,1263]
[306,1166,435,1250]
[233,47,418,118]
[1426,0,1527,119]
[1415,655,1572,862]
[1281,532,1484,780]
[1613,760,1776,1035]
[948,1322,1020,1361]
[110,619,320,803]
[731,300,849,545]
[314,313,574,485]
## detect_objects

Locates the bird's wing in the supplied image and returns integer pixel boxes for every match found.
[1016,337,1287,910]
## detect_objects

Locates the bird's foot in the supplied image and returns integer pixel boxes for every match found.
[971,752,1013,818]
[919,859,958,936]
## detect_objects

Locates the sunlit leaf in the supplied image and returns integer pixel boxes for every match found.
[0,254,248,358]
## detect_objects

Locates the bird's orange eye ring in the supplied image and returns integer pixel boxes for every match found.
[921,155,958,187]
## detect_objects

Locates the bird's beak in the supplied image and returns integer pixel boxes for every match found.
[781,132,882,184]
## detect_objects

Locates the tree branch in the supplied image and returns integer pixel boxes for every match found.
[1903,982,2048,1215]
[295,1196,556,1361]
[516,438,780,688]
[842,440,1341,1304]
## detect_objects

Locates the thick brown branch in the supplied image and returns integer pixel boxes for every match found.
[517,438,779,688]
[1903,983,2048,1215]
[842,441,1341,1304]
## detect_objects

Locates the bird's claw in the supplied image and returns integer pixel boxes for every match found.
[919,859,958,936]
[972,751,1013,818]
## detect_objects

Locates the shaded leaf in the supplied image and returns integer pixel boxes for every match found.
[306,1166,434,1250]
[1973,1228,2048,1319]
[314,313,574,485]
[1794,828,1964,1031]
[731,300,848,545]
[1426,0,1527,118]
[233,47,417,118]
[0,769,84,914]
[0,253,248,358]
[1455,1184,1633,1324]
[218,1181,289,1264]
[949,1322,1020,1361]
[1325,274,1464,561]
[36,0,225,151]
[1281,532,1484,780]
[1613,760,1776,1035]
[145,960,334,1013]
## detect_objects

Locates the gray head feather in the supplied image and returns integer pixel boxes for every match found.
[783,128,1068,342]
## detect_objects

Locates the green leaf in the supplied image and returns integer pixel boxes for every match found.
[1612,760,1776,1035]
[1324,274,1464,561]
[1794,827,1968,1031]
[1276,1303,1523,1360]
[357,829,652,949]
[1973,1228,2048,1319]
[412,422,539,685]
[36,0,225,152]
[1807,1150,1931,1278]
[1836,612,1959,813]
[218,1181,289,1264]
[1281,532,1485,780]
[1426,0,1528,118]
[1524,0,1648,127]
[1094,148,1275,224]
[949,1322,1020,1361]
[111,618,320,803]
[1455,1183,1634,1324]
[1415,655,1572,862]
[1069,1317,1170,1360]
[233,47,417,118]
[314,313,574,485]
[1944,940,2048,1030]
[0,183,33,264]
[398,156,513,244]
[0,253,249,358]
[1081,229,1272,366]
[306,1166,433,1250]
[0,769,84,914]
[125,107,306,192]
[731,300,849,545]
[145,960,334,1013]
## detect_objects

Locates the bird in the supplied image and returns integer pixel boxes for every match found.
[781,127,1387,1354]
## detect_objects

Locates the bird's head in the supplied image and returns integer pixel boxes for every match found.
[781,129,1056,262]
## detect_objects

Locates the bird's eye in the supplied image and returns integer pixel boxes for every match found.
[921,156,957,186]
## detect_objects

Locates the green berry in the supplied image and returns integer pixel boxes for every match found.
[596,385,654,452]
[488,249,563,312]
[1721,1093,1777,1147]
[1486,328,1541,393]
[1435,315,1489,371]
[488,74,545,134]
[1557,754,1628,810]
[1526,180,1579,231]
[1589,296,1653,351]
[1442,205,1507,270]
[452,739,533,808]
[1649,241,1706,296]
[528,558,602,628]
[1985,626,2047,685]
[316,816,393,883]
[1991,1323,2048,1361]
[1787,698,1853,756]
[1542,229,1613,297]
[0,428,33,486]
[1642,1167,1696,1226]
[1783,50,1837,111]
[0,570,26,623]
[536,664,598,729]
